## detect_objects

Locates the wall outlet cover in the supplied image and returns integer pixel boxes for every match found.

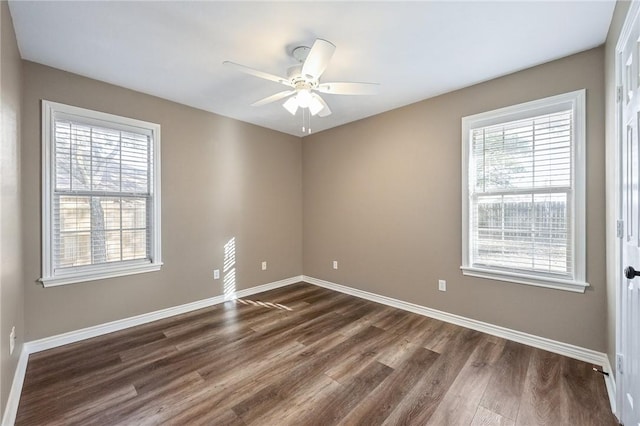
[333,261,338,269]
[438,280,446,292]
[262,261,267,271]
[213,269,220,279]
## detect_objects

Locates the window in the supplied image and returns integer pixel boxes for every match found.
[461,90,587,292]
[41,101,162,287]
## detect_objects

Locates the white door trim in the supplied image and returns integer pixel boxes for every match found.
[616,2,640,423]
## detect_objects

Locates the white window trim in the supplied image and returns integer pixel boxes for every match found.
[40,100,163,287]
[461,89,588,293]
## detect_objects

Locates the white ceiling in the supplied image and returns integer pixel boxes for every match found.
[9,1,615,137]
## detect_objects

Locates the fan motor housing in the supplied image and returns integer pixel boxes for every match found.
[287,65,318,89]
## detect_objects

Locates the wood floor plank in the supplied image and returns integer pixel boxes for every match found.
[231,325,387,423]
[296,361,393,426]
[15,282,618,426]
[397,316,447,347]
[245,294,357,335]
[338,346,440,425]
[195,324,334,381]
[251,282,328,304]
[21,351,125,395]
[187,409,246,426]
[17,384,138,426]
[130,333,256,395]
[374,336,420,369]
[515,348,564,425]
[82,372,206,426]
[423,321,462,353]
[243,373,342,426]
[330,304,395,339]
[374,309,429,336]
[480,340,532,420]
[176,327,353,421]
[381,327,484,425]
[427,336,506,425]
[560,356,619,426]
[472,405,516,426]
[322,327,406,384]
[197,326,348,393]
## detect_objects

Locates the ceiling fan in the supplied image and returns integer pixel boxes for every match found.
[223,39,379,122]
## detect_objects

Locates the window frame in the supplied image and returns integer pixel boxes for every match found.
[40,100,162,287]
[461,90,588,293]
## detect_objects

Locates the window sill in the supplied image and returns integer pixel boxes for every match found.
[460,266,589,293]
[39,262,163,287]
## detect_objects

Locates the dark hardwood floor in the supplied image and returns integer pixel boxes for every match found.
[15,282,617,425]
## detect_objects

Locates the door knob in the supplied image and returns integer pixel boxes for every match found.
[624,266,640,279]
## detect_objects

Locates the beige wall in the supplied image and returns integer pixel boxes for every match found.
[303,47,606,351]
[21,62,302,340]
[0,1,25,417]
[605,0,631,378]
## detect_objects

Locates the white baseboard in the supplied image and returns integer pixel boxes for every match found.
[26,275,302,354]
[603,356,617,419]
[1,275,302,426]
[302,275,610,367]
[2,347,29,426]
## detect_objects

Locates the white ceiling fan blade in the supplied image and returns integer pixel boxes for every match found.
[223,61,291,86]
[311,93,332,117]
[301,39,335,81]
[251,90,296,107]
[317,82,379,95]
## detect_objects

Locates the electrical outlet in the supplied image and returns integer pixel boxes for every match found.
[333,260,338,269]
[261,261,267,271]
[9,326,15,355]
[438,280,446,292]
[213,269,220,279]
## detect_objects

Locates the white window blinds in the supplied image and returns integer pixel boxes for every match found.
[53,117,153,269]
[461,90,587,292]
[41,101,162,287]
[470,111,573,276]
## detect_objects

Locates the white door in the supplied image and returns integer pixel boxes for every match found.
[620,5,640,424]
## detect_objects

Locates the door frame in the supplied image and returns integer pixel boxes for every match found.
[615,1,640,421]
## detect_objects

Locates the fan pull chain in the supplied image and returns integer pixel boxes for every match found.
[301,108,312,134]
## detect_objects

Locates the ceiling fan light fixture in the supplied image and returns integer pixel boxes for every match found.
[283,97,299,115]
[225,38,379,126]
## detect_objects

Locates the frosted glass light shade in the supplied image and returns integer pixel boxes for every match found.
[283,97,299,115]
